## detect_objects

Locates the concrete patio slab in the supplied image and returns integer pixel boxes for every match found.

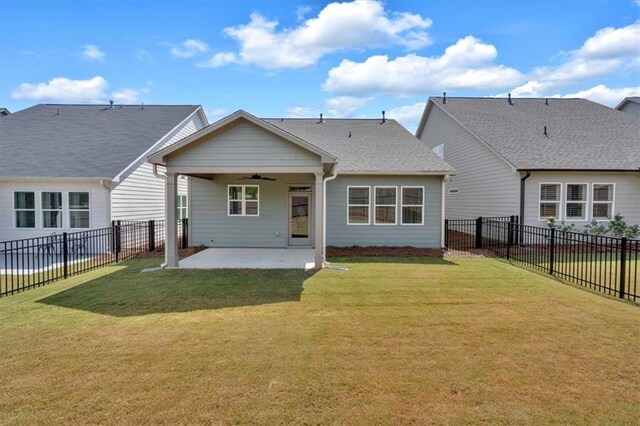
[178,248,316,270]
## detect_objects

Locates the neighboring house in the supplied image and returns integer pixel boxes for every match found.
[0,104,208,242]
[417,96,640,228]
[615,97,640,118]
[148,110,454,268]
[0,108,10,116]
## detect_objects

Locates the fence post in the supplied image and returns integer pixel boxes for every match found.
[148,220,155,252]
[115,220,122,263]
[62,232,68,279]
[508,216,515,246]
[475,217,483,249]
[182,218,188,249]
[444,219,449,248]
[549,228,555,275]
[619,237,627,299]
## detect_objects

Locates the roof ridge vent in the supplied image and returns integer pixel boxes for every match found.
[508,93,513,105]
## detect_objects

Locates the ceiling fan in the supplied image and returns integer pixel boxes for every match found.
[239,173,276,181]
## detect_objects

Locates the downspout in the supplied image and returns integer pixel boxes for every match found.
[153,165,168,267]
[441,174,451,248]
[520,170,531,225]
[322,163,341,269]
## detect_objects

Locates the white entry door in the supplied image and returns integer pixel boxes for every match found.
[288,193,311,246]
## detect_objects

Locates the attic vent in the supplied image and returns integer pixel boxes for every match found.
[109,100,114,108]
[545,98,549,106]
[317,113,324,124]
[544,125,549,137]
[508,93,513,105]
[380,110,386,124]
[443,92,447,104]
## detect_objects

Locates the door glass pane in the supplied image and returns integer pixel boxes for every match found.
[245,186,259,200]
[291,196,309,238]
[229,200,242,215]
[229,186,242,200]
[245,201,258,216]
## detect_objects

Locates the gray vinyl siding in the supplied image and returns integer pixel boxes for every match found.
[167,120,321,168]
[325,175,443,248]
[619,101,640,118]
[524,171,640,227]
[420,105,520,219]
[111,115,204,221]
[190,174,315,248]
[0,179,110,242]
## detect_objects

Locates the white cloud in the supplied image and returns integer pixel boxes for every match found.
[323,36,523,96]
[386,102,426,132]
[206,108,228,123]
[200,0,432,70]
[81,44,106,61]
[170,38,209,58]
[286,106,319,118]
[11,76,150,104]
[326,96,371,117]
[12,76,108,102]
[552,84,640,107]
[296,5,312,21]
[509,21,640,96]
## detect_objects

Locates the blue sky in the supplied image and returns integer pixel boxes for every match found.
[2,0,639,130]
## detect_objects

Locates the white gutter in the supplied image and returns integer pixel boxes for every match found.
[322,164,343,269]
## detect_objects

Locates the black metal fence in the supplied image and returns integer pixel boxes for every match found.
[445,217,639,302]
[0,218,187,297]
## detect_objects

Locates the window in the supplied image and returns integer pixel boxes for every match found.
[592,184,614,220]
[375,186,397,225]
[433,143,444,158]
[177,195,188,220]
[14,192,35,228]
[347,186,370,225]
[69,192,90,228]
[539,183,561,220]
[401,187,424,225]
[42,192,63,228]
[228,185,259,216]
[565,184,587,221]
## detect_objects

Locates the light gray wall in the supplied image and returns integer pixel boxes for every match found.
[524,171,640,228]
[619,101,640,118]
[190,174,315,248]
[112,114,204,221]
[419,103,520,219]
[0,179,110,241]
[190,174,444,249]
[325,175,443,248]
[166,119,321,168]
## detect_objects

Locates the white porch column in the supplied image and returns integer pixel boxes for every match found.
[165,172,179,267]
[314,172,324,269]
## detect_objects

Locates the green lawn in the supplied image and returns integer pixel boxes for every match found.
[0,257,638,424]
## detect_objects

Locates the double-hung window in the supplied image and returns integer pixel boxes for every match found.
[539,183,561,220]
[592,184,614,220]
[69,192,90,228]
[375,186,397,225]
[14,192,36,228]
[42,192,63,228]
[401,187,424,225]
[565,184,587,221]
[177,195,188,220]
[347,186,370,224]
[228,185,259,216]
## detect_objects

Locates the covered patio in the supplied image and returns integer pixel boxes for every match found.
[178,248,316,270]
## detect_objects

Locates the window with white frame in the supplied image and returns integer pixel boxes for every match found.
[539,183,561,220]
[177,195,188,220]
[433,143,444,158]
[347,186,370,225]
[565,184,587,221]
[42,192,63,228]
[228,185,259,216]
[69,192,90,228]
[592,184,614,220]
[14,192,36,228]
[375,186,397,225]
[401,186,424,225]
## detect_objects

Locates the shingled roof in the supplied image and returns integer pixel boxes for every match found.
[0,104,201,179]
[417,97,640,171]
[264,117,454,174]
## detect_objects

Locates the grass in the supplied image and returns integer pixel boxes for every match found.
[0,256,639,424]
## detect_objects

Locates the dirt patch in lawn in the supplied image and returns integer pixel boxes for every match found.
[445,248,496,258]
